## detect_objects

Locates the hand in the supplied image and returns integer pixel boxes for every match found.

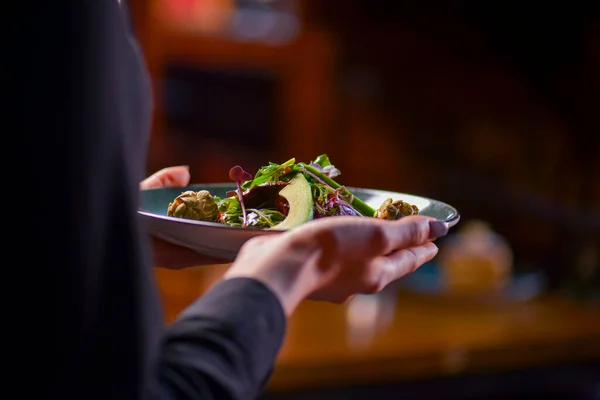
[140,165,191,191]
[140,166,230,269]
[224,215,448,316]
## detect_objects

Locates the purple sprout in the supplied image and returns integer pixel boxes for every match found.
[308,162,341,178]
[326,192,363,217]
[229,165,253,227]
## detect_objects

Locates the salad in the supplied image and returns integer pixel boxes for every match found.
[166,154,419,230]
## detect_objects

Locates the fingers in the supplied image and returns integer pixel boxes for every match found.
[140,166,190,190]
[370,242,438,292]
[380,216,449,255]
[309,242,439,300]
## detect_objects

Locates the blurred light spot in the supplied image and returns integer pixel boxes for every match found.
[159,0,300,45]
[345,293,395,349]
[231,9,299,45]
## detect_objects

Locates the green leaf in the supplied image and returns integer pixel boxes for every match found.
[312,154,332,168]
[241,158,296,190]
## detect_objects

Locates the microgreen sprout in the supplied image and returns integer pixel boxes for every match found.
[229,165,253,227]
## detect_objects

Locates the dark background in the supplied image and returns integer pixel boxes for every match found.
[133,1,600,398]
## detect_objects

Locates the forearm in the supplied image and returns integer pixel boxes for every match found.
[159,278,286,400]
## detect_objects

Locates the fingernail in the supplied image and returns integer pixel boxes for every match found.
[429,220,449,240]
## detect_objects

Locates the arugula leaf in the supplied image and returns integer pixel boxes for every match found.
[241,158,296,190]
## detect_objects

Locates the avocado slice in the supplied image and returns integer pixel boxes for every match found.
[269,172,314,230]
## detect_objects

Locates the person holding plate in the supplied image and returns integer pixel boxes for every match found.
[15,1,450,399]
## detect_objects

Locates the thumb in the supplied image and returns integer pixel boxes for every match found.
[140,166,190,189]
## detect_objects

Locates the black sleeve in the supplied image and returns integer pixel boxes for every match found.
[160,278,287,400]
[13,1,286,399]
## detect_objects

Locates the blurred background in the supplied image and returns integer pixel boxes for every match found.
[130,1,599,398]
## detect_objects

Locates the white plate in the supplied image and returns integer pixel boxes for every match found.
[139,183,460,260]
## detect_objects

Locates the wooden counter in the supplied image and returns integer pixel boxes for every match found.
[154,264,600,392]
